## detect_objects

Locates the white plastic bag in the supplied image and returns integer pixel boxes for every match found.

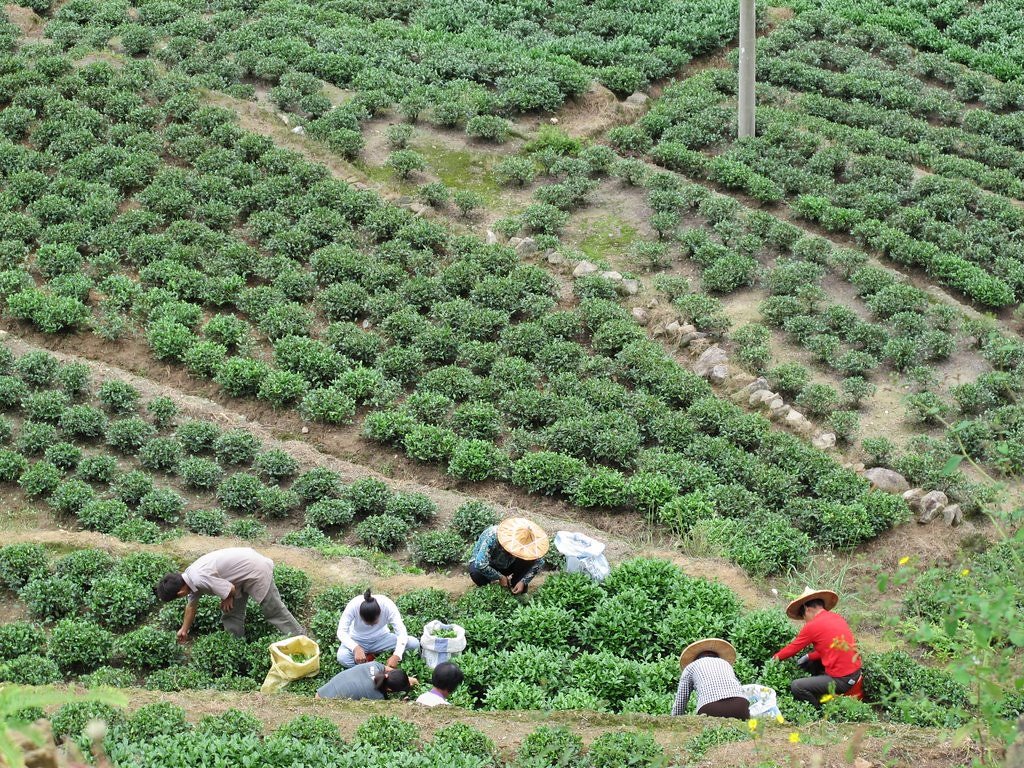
[740,684,780,719]
[554,531,610,582]
[420,621,467,670]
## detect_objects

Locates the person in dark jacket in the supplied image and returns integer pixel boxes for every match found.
[468,517,547,594]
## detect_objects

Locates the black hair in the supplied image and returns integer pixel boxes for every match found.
[154,572,186,602]
[383,669,410,694]
[431,662,464,693]
[800,598,827,618]
[359,588,381,623]
[696,651,720,660]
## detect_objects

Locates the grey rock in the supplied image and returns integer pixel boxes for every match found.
[631,307,650,325]
[665,320,682,335]
[546,251,564,265]
[573,260,599,278]
[784,409,806,429]
[624,92,649,106]
[515,237,537,256]
[694,346,729,377]
[744,377,771,395]
[864,467,910,495]
[943,503,963,527]
[903,488,925,509]
[508,237,523,248]
[277,112,290,125]
[812,432,837,450]
[620,279,640,295]
[916,489,948,524]
[599,270,623,282]
[708,364,729,384]
[767,396,785,411]
[679,331,706,346]
[291,125,305,135]
[486,230,498,244]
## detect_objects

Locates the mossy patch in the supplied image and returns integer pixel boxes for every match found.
[575,216,639,265]
[412,142,501,203]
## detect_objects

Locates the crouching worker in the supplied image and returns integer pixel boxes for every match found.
[316,661,415,700]
[154,547,303,642]
[337,589,419,668]
[469,517,547,594]
[772,587,862,708]
[672,638,750,719]
[416,662,464,707]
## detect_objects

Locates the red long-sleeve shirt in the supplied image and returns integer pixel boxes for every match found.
[773,610,861,677]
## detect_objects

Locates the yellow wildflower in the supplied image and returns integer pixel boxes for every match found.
[789,732,801,744]
[747,718,758,732]
[961,568,971,577]
[898,556,909,565]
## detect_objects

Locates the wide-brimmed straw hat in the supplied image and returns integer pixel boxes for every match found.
[786,586,839,620]
[679,638,736,669]
[497,517,548,560]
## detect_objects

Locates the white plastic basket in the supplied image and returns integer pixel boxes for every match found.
[740,684,780,719]
[420,621,467,670]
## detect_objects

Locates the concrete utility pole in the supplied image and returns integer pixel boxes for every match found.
[738,0,756,138]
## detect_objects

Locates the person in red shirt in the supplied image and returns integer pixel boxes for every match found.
[773,587,862,707]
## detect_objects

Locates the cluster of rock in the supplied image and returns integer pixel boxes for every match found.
[861,469,962,526]
[571,259,640,295]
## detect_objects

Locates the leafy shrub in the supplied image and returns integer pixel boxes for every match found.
[43,442,81,473]
[0,621,46,662]
[409,530,466,567]
[354,715,419,752]
[298,388,356,424]
[484,680,549,711]
[0,654,62,686]
[184,508,227,536]
[730,610,793,666]
[449,500,499,540]
[18,460,61,499]
[188,632,250,679]
[217,473,266,515]
[49,478,96,516]
[355,514,410,551]
[228,518,268,540]
[0,543,47,590]
[21,389,70,422]
[60,405,108,439]
[178,456,224,490]
[253,449,299,482]
[75,455,118,484]
[293,468,343,503]
[78,499,133,533]
[14,351,59,388]
[116,625,183,672]
[386,149,426,179]
[50,701,124,741]
[518,726,583,768]
[112,470,154,506]
[146,397,179,429]
[215,357,269,397]
[20,575,80,622]
[448,439,508,481]
[15,421,58,455]
[139,437,182,471]
[78,666,135,688]
[586,731,662,768]
[346,477,391,517]
[88,575,157,630]
[213,429,260,466]
[98,381,140,414]
[48,618,113,672]
[106,417,156,453]
[176,420,221,454]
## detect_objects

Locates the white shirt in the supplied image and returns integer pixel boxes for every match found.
[336,594,409,657]
[415,690,449,707]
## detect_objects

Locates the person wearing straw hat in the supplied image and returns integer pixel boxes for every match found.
[671,638,750,719]
[772,587,862,707]
[468,517,548,594]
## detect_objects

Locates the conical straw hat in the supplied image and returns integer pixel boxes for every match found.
[786,586,839,620]
[679,638,736,669]
[496,517,548,560]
